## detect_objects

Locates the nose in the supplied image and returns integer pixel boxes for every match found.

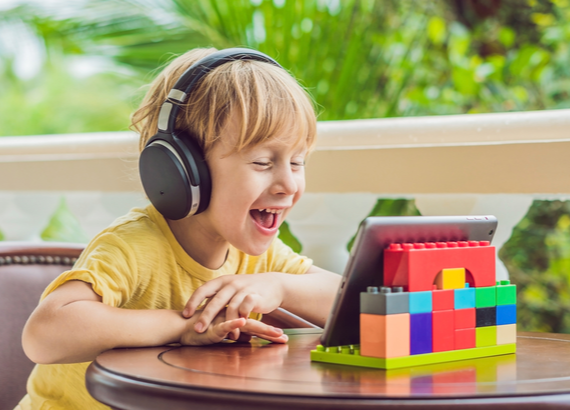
[271,163,300,196]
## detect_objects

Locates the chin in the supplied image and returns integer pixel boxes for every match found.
[238,239,275,257]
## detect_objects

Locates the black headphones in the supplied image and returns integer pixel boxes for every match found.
[139,48,282,220]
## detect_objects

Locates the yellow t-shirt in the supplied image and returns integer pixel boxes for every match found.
[18,205,312,410]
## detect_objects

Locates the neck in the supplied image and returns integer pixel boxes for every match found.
[166,214,229,270]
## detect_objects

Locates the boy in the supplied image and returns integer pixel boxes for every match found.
[19,48,340,410]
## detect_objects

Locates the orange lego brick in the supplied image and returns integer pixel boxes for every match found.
[360,313,410,359]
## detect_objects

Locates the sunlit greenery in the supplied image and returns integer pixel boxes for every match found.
[40,197,90,243]
[1,0,570,333]
[2,0,570,135]
[501,201,570,333]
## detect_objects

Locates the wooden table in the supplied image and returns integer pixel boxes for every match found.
[86,330,570,409]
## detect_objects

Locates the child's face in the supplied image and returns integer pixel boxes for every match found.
[201,117,307,256]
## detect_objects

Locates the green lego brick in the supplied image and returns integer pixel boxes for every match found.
[310,343,515,370]
[476,325,497,347]
[475,286,496,308]
[496,280,516,305]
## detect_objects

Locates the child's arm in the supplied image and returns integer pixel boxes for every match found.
[184,266,341,333]
[22,280,286,364]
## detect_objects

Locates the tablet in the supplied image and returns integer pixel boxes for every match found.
[320,215,498,347]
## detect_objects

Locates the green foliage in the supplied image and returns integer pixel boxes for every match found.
[347,199,421,252]
[0,3,143,136]
[40,197,89,243]
[278,220,303,254]
[2,0,570,135]
[0,228,4,241]
[0,68,140,136]
[500,200,570,333]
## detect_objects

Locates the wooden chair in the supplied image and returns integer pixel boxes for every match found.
[0,241,317,410]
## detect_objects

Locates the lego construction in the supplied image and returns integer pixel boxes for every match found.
[311,240,517,369]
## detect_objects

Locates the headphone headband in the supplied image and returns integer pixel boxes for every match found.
[158,48,282,133]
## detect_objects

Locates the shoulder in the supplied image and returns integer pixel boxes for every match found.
[99,206,165,245]
[78,205,171,265]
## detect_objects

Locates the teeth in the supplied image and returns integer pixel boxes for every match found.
[258,208,283,214]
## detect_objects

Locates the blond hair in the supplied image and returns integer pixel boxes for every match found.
[131,48,317,157]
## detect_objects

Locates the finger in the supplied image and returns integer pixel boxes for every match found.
[226,292,260,324]
[237,293,258,319]
[225,293,249,342]
[194,287,238,333]
[210,317,246,341]
[183,279,226,318]
[225,292,248,323]
[228,328,241,341]
[241,320,288,343]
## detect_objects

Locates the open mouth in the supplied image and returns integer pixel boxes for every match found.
[249,208,283,230]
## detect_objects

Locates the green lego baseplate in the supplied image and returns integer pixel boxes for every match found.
[310,343,516,370]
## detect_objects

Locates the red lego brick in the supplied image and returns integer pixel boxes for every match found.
[454,308,476,329]
[455,328,476,350]
[433,289,454,311]
[432,310,455,352]
[384,241,495,292]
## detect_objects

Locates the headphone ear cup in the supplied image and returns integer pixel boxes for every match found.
[172,131,211,214]
[139,136,194,220]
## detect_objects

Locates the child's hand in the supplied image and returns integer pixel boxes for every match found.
[180,309,288,345]
[182,273,285,336]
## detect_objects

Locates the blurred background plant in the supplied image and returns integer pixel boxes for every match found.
[1,0,570,332]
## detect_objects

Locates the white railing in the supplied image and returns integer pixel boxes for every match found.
[2,108,570,275]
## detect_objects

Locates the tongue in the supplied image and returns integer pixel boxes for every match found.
[251,210,275,229]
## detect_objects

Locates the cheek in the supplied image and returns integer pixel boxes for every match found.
[209,168,258,211]
[293,173,306,202]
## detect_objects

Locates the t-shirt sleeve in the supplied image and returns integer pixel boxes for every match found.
[41,232,139,307]
[267,237,313,275]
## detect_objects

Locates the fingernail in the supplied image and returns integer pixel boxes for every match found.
[183,309,188,317]
[273,327,283,334]
[282,334,289,341]
[195,323,203,333]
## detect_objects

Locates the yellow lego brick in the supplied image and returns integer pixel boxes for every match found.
[476,326,497,347]
[435,268,466,290]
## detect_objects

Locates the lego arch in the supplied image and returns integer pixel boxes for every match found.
[383,242,495,292]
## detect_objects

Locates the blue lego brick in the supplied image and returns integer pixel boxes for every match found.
[496,304,517,325]
[409,291,432,314]
[410,312,432,355]
[361,286,409,315]
[454,286,476,309]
